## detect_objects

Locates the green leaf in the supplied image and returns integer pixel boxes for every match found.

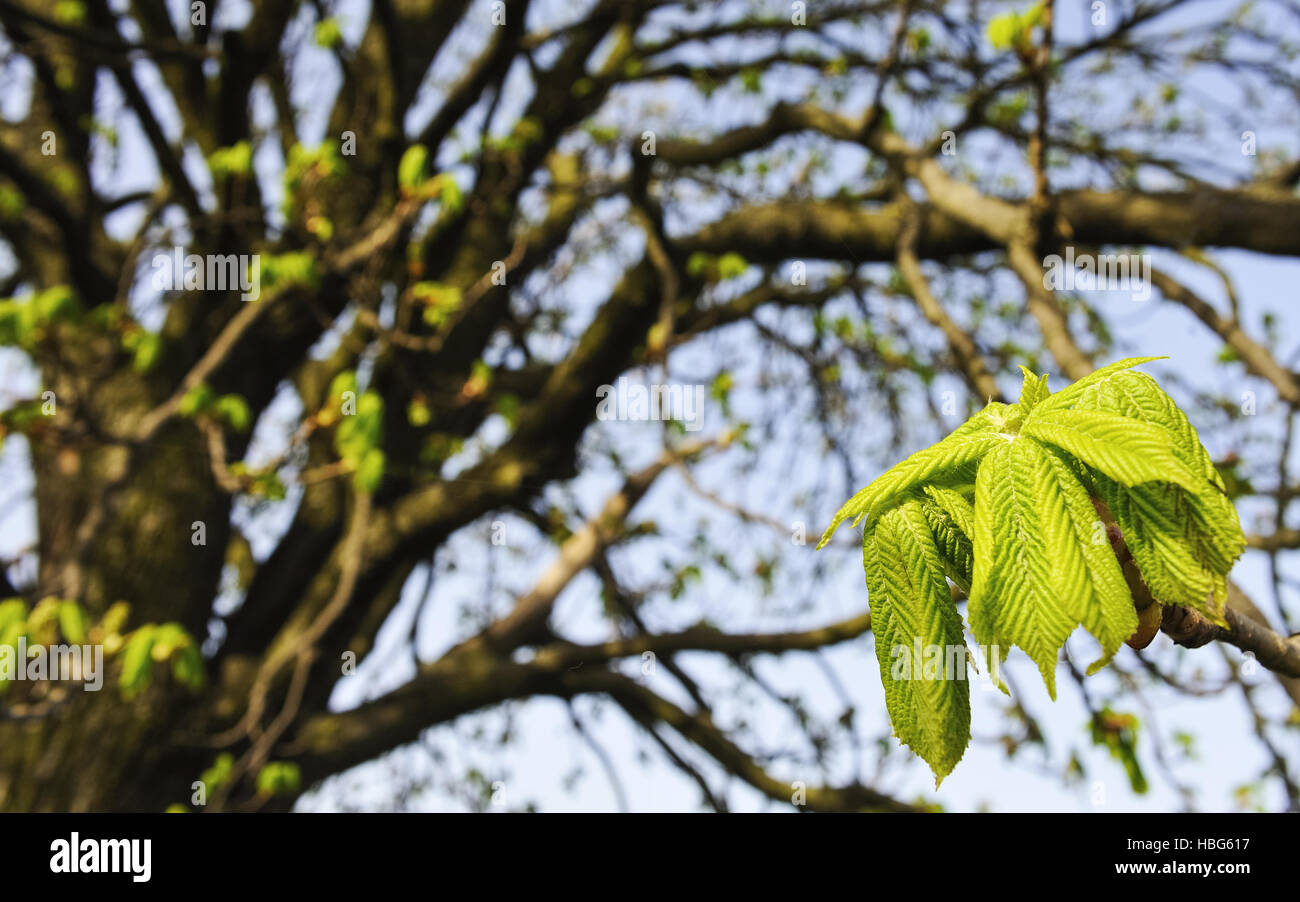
[1029,442,1138,662]
[1021,408,1199,492]
[921,484,975,538]
[99,601,130,637]
[414,281,463,328]
[208,141,253,179]
[27,597,60,642]
[128,331,161,373]
[986,11,1020,49]
[314,17,343,48]
[0,300,23,346]
[214,394,252,432]
[822,357,1245,779]
[0,617,25,695]
[716,252,748,280]
[969,439,1075,697]
[179,383,215,417]
[356,447,385,493]
[36,285,78,321]
[0,615,24,694]
[493,392,520,429]
[865,501,971,785]
[171,644,205,691]
[986,3,1045,51]
[819,406,1005,547]
[1035,356,1166,414]
[261,251,318,292]
[1017,365,1050,410]
[253,471,288,501]
[200,753,235,791]
[327,370,357,404]
[0,610,26,696]
[0,619,24,647]
[335,391,384,464]
[1095,476,1223,619]
[256,761,302,796]
[919,487,975,590]
[54,1,86,26]
[150,623,190,660]
[407,398,432,427]
[0,185,25,220]
[1067,368,1245,583]
[1090,708,1149,794]
[432,173,463,214]
[0,599,29,634]
[119,627,156,698]
[398,144,429,190]
[58,600,88,644]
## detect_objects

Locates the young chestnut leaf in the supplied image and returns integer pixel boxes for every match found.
[821,359,1244,780]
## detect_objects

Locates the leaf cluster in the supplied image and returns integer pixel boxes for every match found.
[819,359,1245,782]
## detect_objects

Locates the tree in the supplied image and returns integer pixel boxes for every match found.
[0,0,1297,812]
